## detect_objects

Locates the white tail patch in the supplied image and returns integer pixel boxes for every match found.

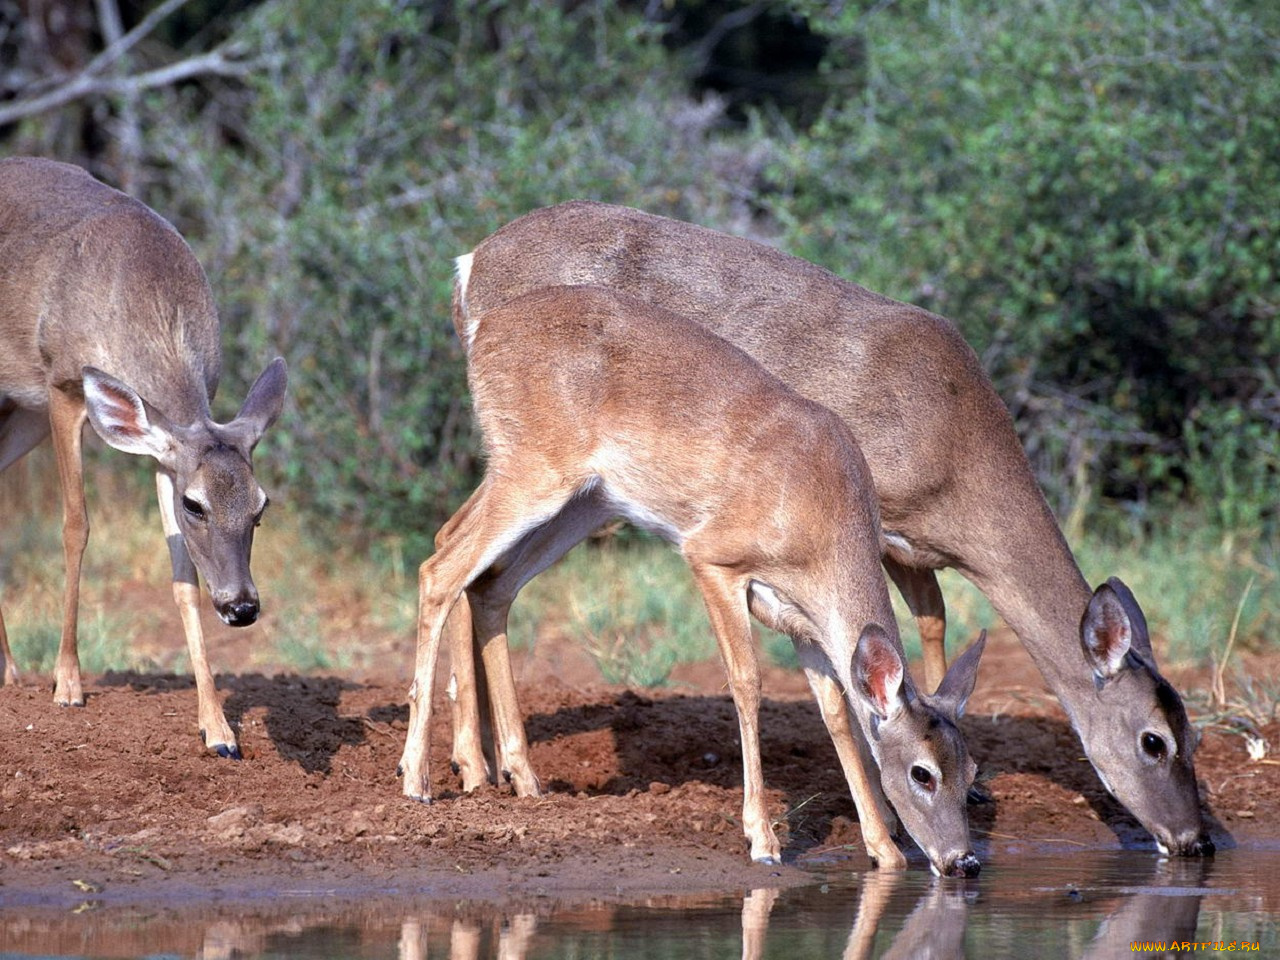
[883,531,914,558]
[455,252,479,348]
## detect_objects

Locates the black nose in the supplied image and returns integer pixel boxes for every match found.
[944,852,981,878]
[1183,835,1216,858]
[220,599,260,627]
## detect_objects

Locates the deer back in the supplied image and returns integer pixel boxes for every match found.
[0,156,219,421]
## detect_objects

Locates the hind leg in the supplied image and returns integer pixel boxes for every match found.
[398,474,579,801]
[884,558,947,693]
[466,491,615,796]
[0,406,53,687]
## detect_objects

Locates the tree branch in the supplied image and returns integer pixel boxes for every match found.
[0,45,257,127]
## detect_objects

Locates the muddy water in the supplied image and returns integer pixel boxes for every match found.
[0,849,1275,959]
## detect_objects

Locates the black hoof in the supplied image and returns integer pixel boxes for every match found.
[396,764,404,777]
[967,784,992,805]
[214,743,242,761]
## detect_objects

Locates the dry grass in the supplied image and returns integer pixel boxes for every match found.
[3,453,1275,702]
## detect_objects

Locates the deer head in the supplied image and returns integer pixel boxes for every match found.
[82,359,288,627]
[852,625,987,877]
[1076,578,1213,856]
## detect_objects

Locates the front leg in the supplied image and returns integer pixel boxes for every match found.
[0,608,18,687]
[156,471,238,758]
[688,561,780,864]
[797,647,906,869]
[49,389,88,707]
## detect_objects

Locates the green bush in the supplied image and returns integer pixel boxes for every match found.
[132,0,760,542]
[5,0,1274,546]
[776,0,1279,531]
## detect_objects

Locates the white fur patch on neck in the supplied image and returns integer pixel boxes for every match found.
[455,252,477,348]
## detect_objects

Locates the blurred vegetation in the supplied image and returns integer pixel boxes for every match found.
[779,0,1279,536]
[1,0,1275,683]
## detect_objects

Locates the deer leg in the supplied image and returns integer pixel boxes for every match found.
[466,492,614,798]
[688,561,779,864]
[436,487,495,791]
[0,608,14,688]
[399,476,576,801]
[155,470,238,757]
[0,407,55,687]
[843,870,904,960]
[884,558,948,694]
[741,887,780,960]
[48,389,88,707]
[795,643,906,869]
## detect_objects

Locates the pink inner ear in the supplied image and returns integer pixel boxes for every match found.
[864,642,902,709]
[1094,602,1132,658]
[99,389,145,439]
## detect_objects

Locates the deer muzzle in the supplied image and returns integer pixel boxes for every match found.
[215,594,260,627]
[940,850,982,878]
[1157,828,1216,858]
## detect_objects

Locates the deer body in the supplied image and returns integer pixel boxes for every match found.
[449,200,1211,857]
[401,284,984,875]
[0,156,286,756]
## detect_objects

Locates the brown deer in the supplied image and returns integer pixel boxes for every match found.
[446,200,1213,858]
[0,157,287,758]
[399,283,986,876]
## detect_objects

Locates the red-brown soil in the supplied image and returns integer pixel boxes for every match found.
[1,627,1276,908]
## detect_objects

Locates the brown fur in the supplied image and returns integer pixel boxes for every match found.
[0,157,286,758]
[402,285,986,874]
[451,200,1210,856]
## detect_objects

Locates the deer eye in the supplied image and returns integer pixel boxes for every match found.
[181,496,207,521]
[910,765,936,793]
[1141,732,1167,761]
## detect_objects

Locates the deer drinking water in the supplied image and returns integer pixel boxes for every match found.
[0,157,287,758]
[446,200,1212,858]
[399,283,986,876]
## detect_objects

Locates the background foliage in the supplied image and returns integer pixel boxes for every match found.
[3,0,1276,553]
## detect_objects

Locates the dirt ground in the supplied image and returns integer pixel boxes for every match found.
[0,624,1276,909]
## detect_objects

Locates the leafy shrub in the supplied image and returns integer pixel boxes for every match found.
[133,0,763,541]
[776,0,1279,531]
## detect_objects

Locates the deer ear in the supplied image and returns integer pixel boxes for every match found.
[83,367,179,468]
[1081,581,1147,681]
[853,624,908,720]
[931,629,987,720]
[221,358,287,454]
[1103,577,1154,661]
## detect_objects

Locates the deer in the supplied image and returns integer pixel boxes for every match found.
[398,282,987,877]
[0,156,287,758]
[444,200,1213,859]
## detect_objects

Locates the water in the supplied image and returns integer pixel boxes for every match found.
[1,849,1276,959]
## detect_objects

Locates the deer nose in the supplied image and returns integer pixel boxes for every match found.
[1177,833,1216,858]
[1186,835,1216,857]
[218,598,260,627]
[942,851,981,878]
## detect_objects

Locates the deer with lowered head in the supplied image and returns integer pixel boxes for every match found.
[445,200,1213,859]
[0,157,287,758]
[399,282,987,876]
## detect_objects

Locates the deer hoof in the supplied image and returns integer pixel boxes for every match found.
[967,784,992,805]
[214,743,242,761]
[752,854,782,866]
